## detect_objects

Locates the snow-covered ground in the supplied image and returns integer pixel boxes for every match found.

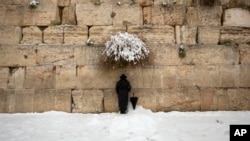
[0,104,249,141]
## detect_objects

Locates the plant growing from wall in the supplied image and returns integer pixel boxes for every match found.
[29,0,39,9]
[93,0,101,6]
[220,39,233,46]
[179,44,186,59]
[103,32,149,65]
[86,38,95,46]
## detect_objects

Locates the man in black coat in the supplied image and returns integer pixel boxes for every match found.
[116,74,131,114]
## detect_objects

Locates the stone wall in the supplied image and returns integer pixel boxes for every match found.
[0,0,250,113]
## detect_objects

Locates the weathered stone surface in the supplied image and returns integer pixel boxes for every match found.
[62,5,76,25]
[25,65,56,89]
[36,44,75,65]
[162,66,178,88]
[74,46,103,65]
[89,26,126,45]
[227,89,250,110]
[0,89,7,113]
[0,68,8,89]
[76,3,112,26]
[0,26,21,44]
[176,65,195,87]
[138,0,154,6]
[113,4,143,26]
[154,0,192,6]
[198,26,220,45]
[220,27,250,45]
[64,26,88,44]
[187,6,222,26]
[44,26,64,44]
[175,26,197,45]
[128,25,175,44]
[239,44,250,65]
[200,88,220,111]
[143,6,152,24]
[151,5,186,26]
[195,66,220,87]
[58,0,71,6]
[103,89,119,112]
[21,26,42,44]
[0,44,36,67]
[133,88,157,111]
[223,8,250,27]
[239,65,250,87]
[219,65,238,87]
[56,65,76,89]
[7,67,25,89]
[183,45,239,65]
[72,89,104,113]
[76,65,94,89]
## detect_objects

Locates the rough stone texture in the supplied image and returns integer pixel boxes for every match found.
[227,89,250,110]
[175,26,197,45]
[220,27,250,45]
[154,0,192,6]
[7,67,25,89]
[176,65,195,87]
[76,3,112,26]
[58,0,71,6]
[143,6,152,24]
[89,26,126,45]
[138,0,154,6]
[0,89,7,112]
[56,65,76,89]
[62,5,76,25]
[198,26,220,45]
[195,66,220,88]
[128,25,175,44]
[0,26,21,44]
[223,8,250,27]
[151,5,186,26]
[113,4,143,26]
[64,26,88,44]
[72,89,104,113]
[200,88,219,111]
[44,26,64,44]
[76,65,94,89]
[0,68,9,89]
[219,65,238,87]
[25,65,56,89]
[187,6,223,26]
[239,65,250,87]
[21,26,42,44]
[239,44,250,65]
[103,89,119,112]
[0,44,36,67]
[36,44,74,65]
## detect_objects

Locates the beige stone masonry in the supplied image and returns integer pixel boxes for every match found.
[198,26,220,45]
[62,5,76,25]
[223,8,250,27]
[58,0,71,7]
[175,26,197,45]
[74,46,103,65]
[64,26,88,44]
[0,68,9,89]
[103,89,119,112]
[7,67,25,89]
[21,26,42,44]
[56,65,76,89]
[0,26,21,44]
[239,65,250,87]
[0,44,36,67]
[0,89,7,112]
[44,26,64,44]
[239,44,250,65]
[154,0,192,6]
[220,27,250,45]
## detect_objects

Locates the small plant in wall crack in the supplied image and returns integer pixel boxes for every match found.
[93,0,101,6]
[179,44,186,59]
[161,1,168,7]
[86,38,95,46]
[129,0,136,5]
[29,0,39,9]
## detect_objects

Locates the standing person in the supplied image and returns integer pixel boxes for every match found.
[116,74,131,114]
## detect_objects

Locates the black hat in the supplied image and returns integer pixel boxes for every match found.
[120,74,127,79]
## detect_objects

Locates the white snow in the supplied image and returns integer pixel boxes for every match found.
[0,103,250,141]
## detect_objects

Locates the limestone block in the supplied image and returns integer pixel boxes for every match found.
[62,5,76,25]
[0,26,21,44]
[58,0,71,6]
[220,27,250,44]
[128,25,175,44]
[0,5,4,24]
[239,65,250,87]
[103,89,119,112]
[151,5,186,26]
[76,3,112,26]
[0,44,36,67]
[198,26,220,45]
[113,4,143,26]
[64,26,88,44]
[200,88,220,111]
[187,6,222,26]
[176,65,195,87]
[0,68,8,89]
[44,26,64,44]
[21,26,42,44]
[154,0,192,6]
[56,65,76,89]
[143,6,152,24]
[219,65,238,87]
[239,44,250,65]
[76,65,94,89]
[195,66,220,87]
[0,89,7,113]
[223,8,250,27]
[25,65,56,89]
[7,67,25,89]
[72,89,104,113]
[138,0,154,6]
[227,89,250,110]
[34,89,71,112]
[36,44,75,65]
[162,66,178,88]
[175,26,197,45]
[183,45,239,65]
[89,26,126,45]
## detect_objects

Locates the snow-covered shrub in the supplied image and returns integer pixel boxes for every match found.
[29,0,39,8]
[103,32,149,65]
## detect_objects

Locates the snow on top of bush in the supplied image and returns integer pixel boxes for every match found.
[103,32,149,64]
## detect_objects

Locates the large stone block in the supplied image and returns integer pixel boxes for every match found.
[239,65,250,87]
[220,27,250,45]
[128,25,175,44]
[198,26,220,45]
[143,6,152,24]
[195,66,220,87]
[21,26,42,44]
[64,26,88,44]
[76,65,94,89]
[0,44,36,67]
[76,3,112,26]
[219,65,238,87]
[0,26,21,44]
[0,89,7,113]
[227,89,250,110]
[89,26,126,45]
[223,8,250,27]
[7,67,25,89]
[187,6,222,26]
[175,26,197,45]
[58,0,71,6]
[56,65,76,89]
[0,68,8,89]
[44,26,64,44]
[151,5,186,26]
[72,89,104,113]
[62,5,76,25]
[36,44,75,65]
[162,66,178,88]
[176,65,195,87]
[25,65,56,89]
[103,89,119,112]
[239,44,250,65]
[113,4,143,26]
